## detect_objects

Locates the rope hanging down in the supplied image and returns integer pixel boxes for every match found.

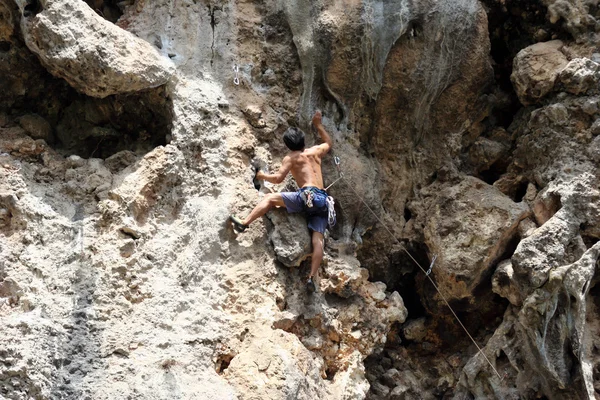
[328,155,503,381]
[325,156,344,190]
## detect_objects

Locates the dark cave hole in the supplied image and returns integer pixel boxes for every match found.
[513,180,529,202]
[4,37,172,162]
[324,367,336,381]
[0,41,11,53]
[386,242,430,320]
[215,353,234,374]
[496,349,509,366]
[569,294,578,306]
[581,223,600,249]
[479,158,509,185]
[363,352,386,382]
[24,0,42,17]
[590,281,600,312]
[52,86,172,159]
[484,232,521,286]
[396,266,427,320]
[449,291,509,342]
[403,207,412,222]
[407,21,423,39]
[584,235,600,249]
[82,0,127,23]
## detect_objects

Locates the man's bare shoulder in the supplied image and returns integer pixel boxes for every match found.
[306,144,330,157]
[305,145,325,154]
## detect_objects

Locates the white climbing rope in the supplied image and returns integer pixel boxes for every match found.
[332,154,503,381]
[326,195,336,227]
[325,156,343,190]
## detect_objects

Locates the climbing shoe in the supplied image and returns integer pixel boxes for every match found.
[306,278,316,293]
[230,215,248,233]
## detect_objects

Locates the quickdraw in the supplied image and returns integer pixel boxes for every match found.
[233,64,240,85]
[426,254,437,276]
[325,156,343,191]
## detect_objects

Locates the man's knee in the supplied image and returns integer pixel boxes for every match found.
[266,193,284,207]
[312,232,324,249]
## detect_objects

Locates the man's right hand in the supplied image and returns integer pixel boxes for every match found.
[312,110,322,127]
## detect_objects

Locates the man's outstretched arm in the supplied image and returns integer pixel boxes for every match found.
[312,110,332,154]
[256,156,292,184]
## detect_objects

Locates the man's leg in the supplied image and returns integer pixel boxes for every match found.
[309,230,324,279]
[242,193,285,226]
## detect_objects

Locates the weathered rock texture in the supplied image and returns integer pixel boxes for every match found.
[1,0,600,399]
[16,0,174,98]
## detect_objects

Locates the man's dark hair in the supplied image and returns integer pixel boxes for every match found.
[283,127,305,151]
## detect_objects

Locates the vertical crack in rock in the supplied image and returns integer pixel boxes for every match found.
[209,5,216,66]
[49,211,102,399]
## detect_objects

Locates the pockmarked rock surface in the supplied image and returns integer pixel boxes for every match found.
[16,0,174,97]
[2,0,600,399]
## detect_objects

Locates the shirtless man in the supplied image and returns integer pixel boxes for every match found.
[230,110,333,292]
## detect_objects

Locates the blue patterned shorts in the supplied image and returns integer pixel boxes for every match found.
[280,187,328,234]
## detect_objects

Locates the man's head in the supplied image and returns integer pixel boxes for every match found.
[283,127,305,151]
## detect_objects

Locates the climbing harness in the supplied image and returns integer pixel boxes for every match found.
[233,64,240,85]
[300,186,336,228]
[331,154,503,381]
[301,188,316,208]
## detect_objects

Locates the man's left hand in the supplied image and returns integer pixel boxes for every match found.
[312,110,322,127]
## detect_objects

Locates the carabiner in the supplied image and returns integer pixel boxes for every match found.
[426,255,437,276]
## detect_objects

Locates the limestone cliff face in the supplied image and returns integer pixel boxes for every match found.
[1,0,599,399]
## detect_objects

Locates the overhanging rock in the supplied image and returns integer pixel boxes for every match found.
[16,0,174,98]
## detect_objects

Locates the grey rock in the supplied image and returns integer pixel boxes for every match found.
[17,114,54,143]
[389,384,410,400]
[268,210,311,267]
[371,381,391,397]
[591,119,600,135]
[403,318,427,342]
[588,135,600,162]
[381,368,400,388]
[559,58,600,95]
[582,98,599,115]
[105,150,138,173]
[491,260,522,306]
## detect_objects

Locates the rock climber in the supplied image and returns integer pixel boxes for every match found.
[230,110,333,293]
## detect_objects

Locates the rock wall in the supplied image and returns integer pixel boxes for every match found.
[1,0,600,399]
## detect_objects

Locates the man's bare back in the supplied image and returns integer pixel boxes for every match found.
[255,111,332,187]
[281,146,326,189]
